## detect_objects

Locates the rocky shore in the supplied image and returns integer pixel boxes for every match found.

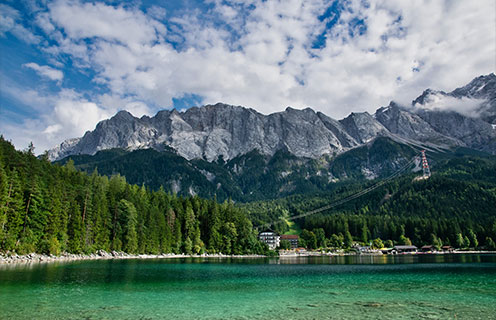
[0,251,266,265]
[2,250,494,265]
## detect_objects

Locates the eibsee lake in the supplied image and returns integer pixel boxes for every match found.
[1,254,495,319]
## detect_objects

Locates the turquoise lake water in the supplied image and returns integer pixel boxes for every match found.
[1,254,495,319]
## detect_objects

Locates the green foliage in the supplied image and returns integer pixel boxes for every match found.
[456,233,465,248]
[2,134,496,255]
[313,228,326,248]
[301,229,317,249]
[431,234,443,250]
[279,240,291,250]
[485,237,496,250]
[55,137,426,203]
[344,231,353,248]
[398,235,412,246]
[0,138,266,256]
[371,238,384,249]
[468,229,479,248]
[38,237,61,255]
[118,199,138,253]
[328,234,343,248]
[242,154,496,248]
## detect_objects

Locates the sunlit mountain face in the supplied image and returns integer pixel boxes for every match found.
[1,1,495,156]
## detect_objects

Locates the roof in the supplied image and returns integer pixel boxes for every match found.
[281,235,299,239]
[421,245,434,249]
[393,245,418,250]
[259,231,278,236]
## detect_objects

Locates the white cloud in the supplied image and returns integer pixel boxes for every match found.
[39,0,494,120]
[1,85,110,153]
[0,4,40,43]
[98,93,152,118]
[35,12,56,34]
[50,89,110,137]
[48,0,164,45]
[414,93,486,118]
[23,62,64,81]
[2,0,496,152]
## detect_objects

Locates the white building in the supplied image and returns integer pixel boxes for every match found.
[258,231,280,250]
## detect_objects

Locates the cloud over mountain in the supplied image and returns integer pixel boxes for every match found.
[0,0,494,153]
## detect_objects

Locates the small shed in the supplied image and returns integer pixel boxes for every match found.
[421,245,435,252]
[441,245,454,252]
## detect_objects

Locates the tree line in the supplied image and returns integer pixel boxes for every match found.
[2,135,495,255]
[244,157,496,250]
[0,137,268,255]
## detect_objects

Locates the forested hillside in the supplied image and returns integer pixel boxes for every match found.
[2,134,495,254]
[0,137,267,255]
[58,137,423,202]
[242,156,496,249]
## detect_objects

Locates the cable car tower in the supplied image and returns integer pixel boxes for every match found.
[420,150,431,179]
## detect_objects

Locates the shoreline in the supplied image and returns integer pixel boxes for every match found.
[1,250,495,265]
[0,251,266,265]
[278,250,496,258]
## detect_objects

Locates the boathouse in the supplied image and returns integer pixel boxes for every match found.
[441,245,454,252]
[421,245,435,252]
[393,245,418,253]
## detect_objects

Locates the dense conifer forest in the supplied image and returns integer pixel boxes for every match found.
[0,137,268,255]
[1,135,496,255]
[243,157,496,250]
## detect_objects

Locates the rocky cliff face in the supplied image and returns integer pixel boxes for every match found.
[48,104,373,161]
[48,74,496,161]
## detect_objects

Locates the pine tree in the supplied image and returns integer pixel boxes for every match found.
[398,235,412,246]
[118,200,138,253]
[431,234,443,250]
[361,224,369,244]
[207,202,222,252]
[344,230,353,248]
[4,169,25,250]
[221,222,238,254]
[456,233,465,248]
[67,201,83,253]
[92,177,111,251]
[486,237,496,250]
[193,224,204,254]
[467,229,478,248]
[23,177,46,249]
[0,160,8,243]
[173,217,182,254]
[314,228,326,248]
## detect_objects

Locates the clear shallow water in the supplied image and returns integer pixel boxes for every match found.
[1,254,495,320]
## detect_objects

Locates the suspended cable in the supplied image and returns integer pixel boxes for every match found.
[255,154,419,230]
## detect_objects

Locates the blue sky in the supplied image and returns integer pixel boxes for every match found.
[0,0,495,153]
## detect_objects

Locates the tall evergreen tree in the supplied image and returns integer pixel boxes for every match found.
[67,201,83,253]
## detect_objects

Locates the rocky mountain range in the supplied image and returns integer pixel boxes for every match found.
[48,73,496,162]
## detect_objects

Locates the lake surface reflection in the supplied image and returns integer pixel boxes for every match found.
[1,254,495,319]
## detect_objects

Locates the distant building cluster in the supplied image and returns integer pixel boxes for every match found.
[280,235,299,249]
[259,231,457,254]
[258,232,299,250]
[258,232,280,250]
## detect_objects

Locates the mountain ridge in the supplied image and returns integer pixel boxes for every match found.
[48,73,496,161]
